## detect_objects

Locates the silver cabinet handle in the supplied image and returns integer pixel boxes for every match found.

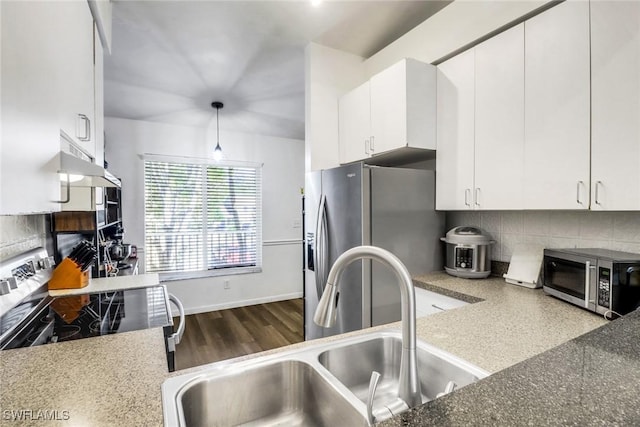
[576,181,584,205]
[595,181,603,206]
[370,135,375,152]
[54,174,71,204]
[77,114,91,141]
[464,189,471,207]
[167,293,185,351]
[475,188,480,207]
[365,139,370,155]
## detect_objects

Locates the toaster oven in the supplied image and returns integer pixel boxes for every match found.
[543,248,640,318]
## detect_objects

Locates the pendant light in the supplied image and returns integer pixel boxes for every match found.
[211,101,224,161]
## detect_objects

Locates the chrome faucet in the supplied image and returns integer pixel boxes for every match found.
[313,245,422,420]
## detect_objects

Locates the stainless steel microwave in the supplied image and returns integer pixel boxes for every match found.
[543,248,640,318]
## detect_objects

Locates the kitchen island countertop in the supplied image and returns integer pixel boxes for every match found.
[0,328,167,426]
[1,272,631,426]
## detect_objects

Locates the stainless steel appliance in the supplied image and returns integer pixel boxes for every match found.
[0,248,185,371]
[441,226,494,279]
[304,163,444,339]
[543,248,640,318]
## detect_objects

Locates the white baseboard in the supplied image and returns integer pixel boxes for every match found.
[175,292,304,316]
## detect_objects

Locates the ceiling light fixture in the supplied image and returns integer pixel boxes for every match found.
[311,0,322,7]
[211,101,224,161]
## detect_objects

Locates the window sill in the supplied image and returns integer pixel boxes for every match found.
[158,266,262,282]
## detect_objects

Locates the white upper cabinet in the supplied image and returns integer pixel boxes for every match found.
[474,23,524,210]
[436,49,475,211]
[1,2,62,214]
[56,1,96,157]
[339,81,371,164]
[523,0,591,210]
[436,24,524,211]
[369,58,436,155]
[338,58,436,165]
[590,1,640,210]
[63,24,106,212]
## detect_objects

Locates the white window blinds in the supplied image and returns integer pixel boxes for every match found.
[144,158,262,278]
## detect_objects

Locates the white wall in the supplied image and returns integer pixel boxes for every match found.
[105,117,304,314]
[305,43,365,172]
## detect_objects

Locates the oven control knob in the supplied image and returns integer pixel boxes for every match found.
[7,277,18,289]
[0,280,10,295]
[38,256,54,269]
[460,262,467,268]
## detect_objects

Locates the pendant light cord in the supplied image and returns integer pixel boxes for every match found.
[216,106,220,146]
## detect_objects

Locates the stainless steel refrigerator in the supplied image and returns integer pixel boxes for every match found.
[304,163,444,340]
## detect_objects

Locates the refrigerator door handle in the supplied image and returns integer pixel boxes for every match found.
[315,195,327,299]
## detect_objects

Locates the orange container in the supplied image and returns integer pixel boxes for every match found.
[48,258,90,290]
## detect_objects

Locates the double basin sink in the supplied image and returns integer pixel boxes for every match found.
[162,330,489,426]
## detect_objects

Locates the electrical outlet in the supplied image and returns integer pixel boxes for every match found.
[223,280,230,289]
[293,219,302,228]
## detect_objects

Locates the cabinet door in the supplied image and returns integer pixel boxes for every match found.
[370,60,407,155]
[591,1,640,210]
[474,24,525,210]
[63,25,105,213]
[95,24,107,218]
[524,1,591,209]
[370,59,436,155]
[1,2,62,214]
[339,81,371,164]
[56,1,96,157]
[435,49,475,210]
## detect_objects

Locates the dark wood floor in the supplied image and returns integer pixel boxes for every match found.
[173,298,304,371]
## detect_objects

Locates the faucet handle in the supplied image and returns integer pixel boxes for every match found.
[366,371,381,425]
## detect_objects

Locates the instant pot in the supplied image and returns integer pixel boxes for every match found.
[441,226,494,279]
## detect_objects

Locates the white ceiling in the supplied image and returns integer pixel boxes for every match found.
[104,0,450,140]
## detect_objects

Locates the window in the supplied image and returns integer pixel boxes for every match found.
[143,156,262,279]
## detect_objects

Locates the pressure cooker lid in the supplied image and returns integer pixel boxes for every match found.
[443,226,494,245]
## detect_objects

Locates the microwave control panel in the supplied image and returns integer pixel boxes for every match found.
[597,267,611,308]
[455,247,473,269]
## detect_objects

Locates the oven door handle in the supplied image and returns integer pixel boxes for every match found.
[167,293,185,351]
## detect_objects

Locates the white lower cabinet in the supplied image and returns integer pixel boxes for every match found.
[523,0,591,210]
[590,1,640,210]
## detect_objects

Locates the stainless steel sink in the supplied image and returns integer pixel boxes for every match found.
[174,360,364,427]
[162,330,489,426]
[318,332,488,407]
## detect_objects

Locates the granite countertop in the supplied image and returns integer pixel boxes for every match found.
[378,272,640,426]
[0,272,629,426]
[0,328,167,426]
[382,309,640,426]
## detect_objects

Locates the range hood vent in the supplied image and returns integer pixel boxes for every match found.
[58,151,121,188]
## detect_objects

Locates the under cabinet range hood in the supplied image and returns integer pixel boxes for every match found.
[58,151,121,188]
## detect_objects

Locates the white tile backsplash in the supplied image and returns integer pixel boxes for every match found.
[445,211,640,262]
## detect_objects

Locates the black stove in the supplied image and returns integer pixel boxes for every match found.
[0,248,179,371]
[1,287,170,350]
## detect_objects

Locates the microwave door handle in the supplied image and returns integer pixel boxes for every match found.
[585,261,596,308]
